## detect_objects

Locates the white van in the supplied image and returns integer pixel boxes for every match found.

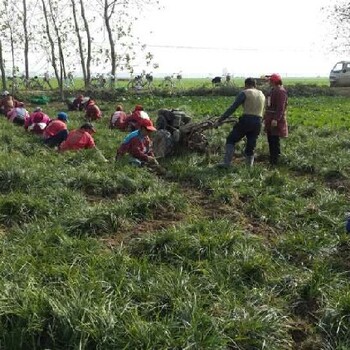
[329,61,350,87]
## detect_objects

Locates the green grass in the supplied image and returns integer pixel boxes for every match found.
[0,92,349,349]
[2,76,331,94]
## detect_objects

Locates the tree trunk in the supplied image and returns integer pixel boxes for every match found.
[0,40,7,90]
[41,0,62,96]
[104,0,116,78]
[79,0,92,88]
[9,27,16,95]
[71,0,87,86]
[48,0,67,82]
[23,0,29,80]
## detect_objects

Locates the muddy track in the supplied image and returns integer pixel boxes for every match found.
[102,172,279,248]
[100,150,348,249]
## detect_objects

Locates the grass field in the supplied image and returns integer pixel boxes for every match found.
[0,89,349,349]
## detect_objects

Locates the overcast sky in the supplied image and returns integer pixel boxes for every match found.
[134,0,340,77]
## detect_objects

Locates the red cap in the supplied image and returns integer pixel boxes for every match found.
[268,73,282,84]
[134,104,143,111]
[140,118,156,131]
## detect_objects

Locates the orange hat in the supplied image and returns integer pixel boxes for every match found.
[268,73,282,84]
[140,118,156,131]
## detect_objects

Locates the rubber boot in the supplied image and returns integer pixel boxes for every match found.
[217,144,235,168]
[245,155,254,167]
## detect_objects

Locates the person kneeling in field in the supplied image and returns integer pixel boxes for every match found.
[25,107,51,134]
[59,122,108,162]
[84,99,102,121]
[115,118,158,167]
[43,112,69,148]
[0,91,21,116]
[124,104,151,131]
[7,102,29,126]
[109,104,127,130]
[68,94,86,111]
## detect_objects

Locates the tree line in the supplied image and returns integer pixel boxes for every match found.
[0,0,160,97]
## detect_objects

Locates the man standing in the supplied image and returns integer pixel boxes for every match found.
[263,73,288,165]
[216,77,266,167]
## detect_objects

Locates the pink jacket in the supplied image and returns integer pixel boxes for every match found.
[7,107,29,122]
[264,86,288,138]
[25,111,51,134]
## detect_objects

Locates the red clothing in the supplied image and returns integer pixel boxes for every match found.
[85,102,102,121]
[0,96,20,115]
[7,107,29,122]
[43,119,67,139]
[124,110,150,131]
[59,129,95,152]
[72,96,84,110]
[264,86,288,137]
[25,111,51,134]
[110,110,127,130]
[117,130,154,162]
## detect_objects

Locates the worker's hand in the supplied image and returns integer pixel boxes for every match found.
[271,119,278,128]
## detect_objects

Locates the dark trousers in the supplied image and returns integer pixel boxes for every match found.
[226,116,261,156]
[13,117,25,126]
[267,134,280,164]
[44,130,68,148]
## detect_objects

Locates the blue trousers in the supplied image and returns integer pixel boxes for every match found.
[226,116,262,156]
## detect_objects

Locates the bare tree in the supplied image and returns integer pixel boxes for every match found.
[22,0,30,80]
[0,0,21,92]
[0,40,6,90]
[70,0,93,88]
[41,0,78,98]
[0,0,161,93]
[0,0,39,91]
[324,1,350,54]
[41,0,64,97]
[98,0,159,79]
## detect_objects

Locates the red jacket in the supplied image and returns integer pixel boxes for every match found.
[43,119,67,139]
[59,129,95,151]
[264,86,288,138]
[124,110,150,131]
[85,101,102,121]
[117,130,154,162]
[110,110,127,130]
